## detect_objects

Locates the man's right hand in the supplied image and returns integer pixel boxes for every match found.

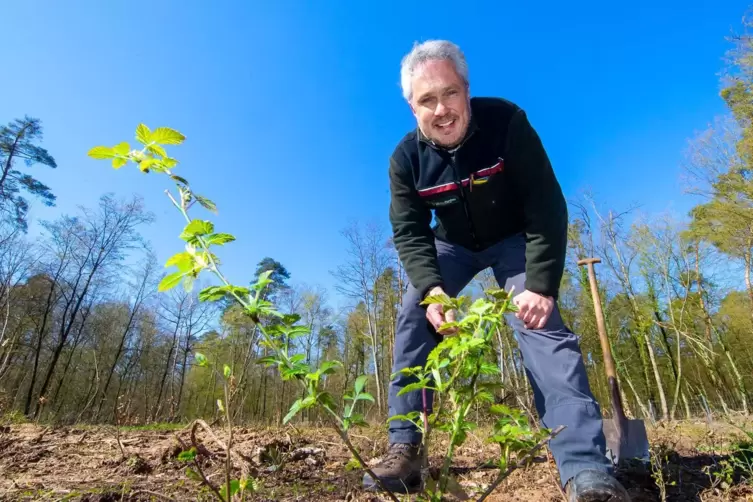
[425,286,457,335]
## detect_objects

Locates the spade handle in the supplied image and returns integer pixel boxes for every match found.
[578,257,627,423]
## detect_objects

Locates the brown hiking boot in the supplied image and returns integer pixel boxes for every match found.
[565,469,630,501]
[362,443,422,493]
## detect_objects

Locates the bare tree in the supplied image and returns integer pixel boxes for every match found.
[331,221,391,414]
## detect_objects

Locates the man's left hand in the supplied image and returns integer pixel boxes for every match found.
[513,290,554,329]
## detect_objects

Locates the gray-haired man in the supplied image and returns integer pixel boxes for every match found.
[363,40,630,502]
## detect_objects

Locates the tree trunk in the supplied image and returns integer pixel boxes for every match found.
[24,273,62,417]
[643,330,669,421]
[153,320,181,420]
[96,304,140,419]
[695,242,713,346]
[745,249,753,325]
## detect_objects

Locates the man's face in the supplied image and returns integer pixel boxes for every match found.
[409,59,470,148]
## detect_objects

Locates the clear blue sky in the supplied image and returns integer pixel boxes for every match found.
[2,0,749,310]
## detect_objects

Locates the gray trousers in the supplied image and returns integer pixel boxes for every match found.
[387,234,613,487]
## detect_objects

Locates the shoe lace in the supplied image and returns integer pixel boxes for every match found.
[381,443,417,467]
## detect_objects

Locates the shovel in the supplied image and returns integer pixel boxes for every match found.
[577,257,650,465]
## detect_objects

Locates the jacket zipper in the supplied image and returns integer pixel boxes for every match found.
[449,151,480,249]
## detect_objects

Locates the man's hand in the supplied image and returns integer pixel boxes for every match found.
[425,286,457,335]
[513,290,554,330]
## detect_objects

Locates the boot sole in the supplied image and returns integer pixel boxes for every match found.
[362,472,422,494]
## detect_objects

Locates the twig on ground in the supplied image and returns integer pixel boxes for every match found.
[477,425,566,502]
[130,490,178,501]
[349,433,375,442]
[190,418,250,479]
[188,426,226,502]
[32,427,51,443]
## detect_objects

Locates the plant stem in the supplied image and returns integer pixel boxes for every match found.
[320,405,401,502]
[223,377,233,502]
[476,425,566,502]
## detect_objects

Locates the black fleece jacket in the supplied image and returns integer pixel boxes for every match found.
[388,97,568,300]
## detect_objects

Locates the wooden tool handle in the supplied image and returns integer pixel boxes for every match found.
[577,257,602,266]
[578,257,626,422]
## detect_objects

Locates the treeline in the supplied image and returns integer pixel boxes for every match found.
[2,12,753,426]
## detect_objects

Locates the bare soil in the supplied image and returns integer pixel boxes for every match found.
[1,419,752,501]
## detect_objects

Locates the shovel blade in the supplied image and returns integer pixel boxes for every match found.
[602,418,650,464]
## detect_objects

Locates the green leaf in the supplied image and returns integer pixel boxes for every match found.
[198,286,225,302]
[470,298,493,315]
[194,352,208,367]
[148,143,168,158]
[252,270,274,291]
[290,354,306,364]
[136,124,151,144]
[354,375,369,395]
[113,142,130,156]
[158,271,185,292]
[286,325,310,339]
[317,391,337,411]
[257,355,279,367]
[356,392,375,403]
[150,127,186,145]
[87,146,115,159]
[318,360,342,376]
[486,287,513,301]
[388,412,422,424]
[205,233,236,246]
[195,194,218,214]
[198,285,250,302]
[431,369,443,390]
[170,174,189,185]
[479,362,500,376]
[185,467,201,481]
[217,399,224,413]
[177,447,197,462]
[219,479,241,500]
[183,219,214,237]
[223,364,232,379]
[163,157,179,168]
[438,321,460,332]
[112,157,128,169]
[283,396,316,424]
[490,404,514,416]
[396,380,431,396]
[165,251,193,272]
[348,413,368,427]
[420,294,456,309]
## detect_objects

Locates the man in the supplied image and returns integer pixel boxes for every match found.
[362,40,630,502]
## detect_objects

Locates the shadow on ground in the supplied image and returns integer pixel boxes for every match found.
[615,449,753,502]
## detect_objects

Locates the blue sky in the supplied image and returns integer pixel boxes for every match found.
[2,0,749,310]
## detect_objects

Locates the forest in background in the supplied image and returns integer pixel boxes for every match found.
[2,14,753,431]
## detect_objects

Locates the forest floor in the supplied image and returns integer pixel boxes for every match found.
[1,417,753,501]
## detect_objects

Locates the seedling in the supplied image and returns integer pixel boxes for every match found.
[391,291,564,501]
[88,125,395,501]
[88,124,564,501]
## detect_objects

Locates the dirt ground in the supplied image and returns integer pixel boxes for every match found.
[1,418,753,501]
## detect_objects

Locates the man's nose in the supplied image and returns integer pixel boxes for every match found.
[435,100,447,116]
